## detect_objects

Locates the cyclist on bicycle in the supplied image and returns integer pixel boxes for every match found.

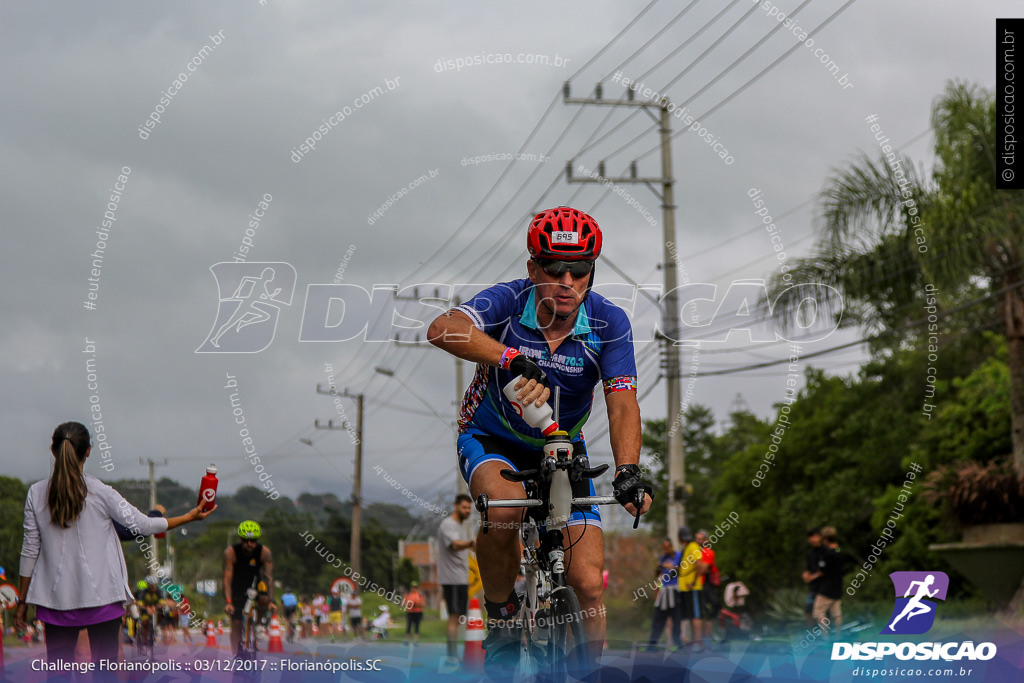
[428,207,653,673]
[281,589,298,641]
[223,520,275,655]
[133,580,161,648]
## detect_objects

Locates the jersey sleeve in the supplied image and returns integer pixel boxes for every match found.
[454,281,523,337]
[598,305,638,393]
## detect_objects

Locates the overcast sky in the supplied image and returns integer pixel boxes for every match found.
[0,1,1012,522]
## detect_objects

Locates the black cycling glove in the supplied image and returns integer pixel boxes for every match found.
[509,354,549,386]
[612,464,653,508]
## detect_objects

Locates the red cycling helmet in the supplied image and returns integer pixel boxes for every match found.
[527,207,602,261]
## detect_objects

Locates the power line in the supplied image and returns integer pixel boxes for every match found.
[692,277,1024,377]
[599,0,707,83]
[598,0,818,162]
[571,0,750,162]
[635,0,861,162]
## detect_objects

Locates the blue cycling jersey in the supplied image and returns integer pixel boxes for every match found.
[455,278,637,449]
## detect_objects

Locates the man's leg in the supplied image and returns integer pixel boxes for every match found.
[670,597,682,647]
[812,595,830,634]
[563,522,605,663]
[229,616,242,654]
[830,599,843,639]
[690,591,703,647]
[446,610,460,658]
[471,462,525,607]
[677,591,695,645]
[702,588,716,647]
[647,606,669,648]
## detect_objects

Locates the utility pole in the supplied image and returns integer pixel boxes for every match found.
[315,386,364,574]
[564,81,687,540]
[139,458,168,566]
[395,288,469,496]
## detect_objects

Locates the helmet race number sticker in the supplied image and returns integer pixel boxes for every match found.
[551,230,579,244]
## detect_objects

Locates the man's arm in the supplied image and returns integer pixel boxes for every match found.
[606,390,651,516]
[429,308,548,406]
[261,546,274,603]
[442,518,476,552]
[222,547,235,614]
[428,310,505,366]
[606,390,641,468]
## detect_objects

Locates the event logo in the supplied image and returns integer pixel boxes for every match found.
[196,260,843,352]
[881,571,949,635]
[196,262,296,353]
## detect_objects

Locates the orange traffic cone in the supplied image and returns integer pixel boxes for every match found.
[267,616,284,653]
[206,621,217,648]
[464,598,485,671]
[216,620,224,636]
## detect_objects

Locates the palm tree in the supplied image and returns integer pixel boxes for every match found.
[766,80,1024,474]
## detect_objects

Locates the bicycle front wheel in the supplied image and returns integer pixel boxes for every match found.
[245,613,259,656]
[547,586,589,676]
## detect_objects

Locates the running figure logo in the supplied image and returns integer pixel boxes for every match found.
[881,571,949,635]
[196,262,297,353]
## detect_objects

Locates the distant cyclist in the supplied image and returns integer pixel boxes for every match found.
[223,520,274,655]
[133,580,162,646]
[281,589,298,641]
[428,207,653,673]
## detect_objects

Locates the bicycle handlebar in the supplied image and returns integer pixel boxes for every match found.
[477,489,646,531]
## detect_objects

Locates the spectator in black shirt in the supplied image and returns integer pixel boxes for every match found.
[812,526,850,638]
[801,527,823,628]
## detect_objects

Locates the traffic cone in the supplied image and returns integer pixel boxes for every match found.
[206,621,217,648]
[464,598,485,671]
[217,620,224,636]
[267,616,284,653]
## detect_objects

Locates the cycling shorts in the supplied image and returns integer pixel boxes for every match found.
[457,426,601,529]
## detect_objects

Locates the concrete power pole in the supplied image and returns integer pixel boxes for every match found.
[139,458,167,566]
[315,387,364,575]
[564,82,687,540]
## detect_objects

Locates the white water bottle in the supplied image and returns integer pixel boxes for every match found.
[546,431,574,527]
[503,376,559,436]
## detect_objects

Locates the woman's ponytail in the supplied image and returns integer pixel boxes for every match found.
[48,421,90,527]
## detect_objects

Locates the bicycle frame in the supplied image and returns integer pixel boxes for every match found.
[238,585,260,659]
[135,608,156,660]
[476,433,621,675]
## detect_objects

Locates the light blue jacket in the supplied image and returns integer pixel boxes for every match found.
[20,473,169,610]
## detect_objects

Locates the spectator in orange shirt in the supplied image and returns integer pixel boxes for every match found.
[402,582,426,646]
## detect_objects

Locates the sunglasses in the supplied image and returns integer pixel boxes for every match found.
[534,259,594,279]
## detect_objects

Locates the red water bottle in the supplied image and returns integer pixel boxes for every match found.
[198,465,218,511]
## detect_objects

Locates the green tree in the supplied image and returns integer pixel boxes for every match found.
[395,557,419,591]
[767,80,1024,474]
[0,476,28,580]
[641,404,738,538]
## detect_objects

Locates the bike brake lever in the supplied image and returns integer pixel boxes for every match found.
[632,488,648,529]
[476,494,490,534]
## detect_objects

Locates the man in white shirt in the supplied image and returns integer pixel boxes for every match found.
[436,494,475,660]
